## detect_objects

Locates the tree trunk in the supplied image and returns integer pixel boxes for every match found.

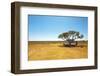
[69,42,71,47]
[75,41,78,46]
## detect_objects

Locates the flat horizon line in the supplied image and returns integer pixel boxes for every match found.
[30,40,88,42]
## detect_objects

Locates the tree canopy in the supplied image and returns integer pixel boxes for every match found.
[58,31,84,46]
[58,31,83,40]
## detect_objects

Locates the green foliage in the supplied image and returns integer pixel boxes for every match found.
[58,30,84,41]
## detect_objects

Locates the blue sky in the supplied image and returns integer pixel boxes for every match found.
[28,15,88,41]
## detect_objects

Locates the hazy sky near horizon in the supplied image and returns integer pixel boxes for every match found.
[28,15,88,41]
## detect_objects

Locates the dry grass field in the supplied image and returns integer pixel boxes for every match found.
[28,41,88,61]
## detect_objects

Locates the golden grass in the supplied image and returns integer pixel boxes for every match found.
[28,41,88,61]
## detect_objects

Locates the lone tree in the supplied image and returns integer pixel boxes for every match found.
[58,31,84,46]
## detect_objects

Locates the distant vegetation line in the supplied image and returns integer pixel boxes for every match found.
[29,41,64,44]
[28,41,88,44]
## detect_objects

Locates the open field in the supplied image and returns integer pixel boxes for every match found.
[28,41,88,61]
